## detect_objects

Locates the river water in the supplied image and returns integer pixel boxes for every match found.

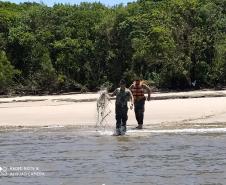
[0,126,226,185]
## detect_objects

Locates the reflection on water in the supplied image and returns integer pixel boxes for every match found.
[0,126,226,185]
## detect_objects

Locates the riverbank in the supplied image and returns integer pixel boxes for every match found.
[0,90,226,128]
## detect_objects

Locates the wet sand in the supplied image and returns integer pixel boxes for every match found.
[0,91,226,128]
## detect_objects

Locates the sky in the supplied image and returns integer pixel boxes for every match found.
[2,0,136,7]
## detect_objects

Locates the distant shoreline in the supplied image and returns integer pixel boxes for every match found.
[1,89,226,103]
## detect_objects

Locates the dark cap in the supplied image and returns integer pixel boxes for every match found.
[119,79,126,85]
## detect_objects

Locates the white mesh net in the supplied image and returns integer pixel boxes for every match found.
[96,89,112,131]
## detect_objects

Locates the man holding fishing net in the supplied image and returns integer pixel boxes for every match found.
[111,79,134,136]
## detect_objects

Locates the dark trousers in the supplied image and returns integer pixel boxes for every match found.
[134,99,145,125]
[115,104,128,129]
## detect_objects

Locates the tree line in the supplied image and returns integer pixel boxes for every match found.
[0,0,226,95]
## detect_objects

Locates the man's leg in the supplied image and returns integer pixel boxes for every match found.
[135,100,145,129]
[115,105,122,135]
[121,106,128,134]
[138,109,144,124]
[134,102,140,124]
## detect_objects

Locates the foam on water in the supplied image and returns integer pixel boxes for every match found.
[128,127,226,134]
[41,125,65,129]
[92,127,226,136]
[96,130,114,135]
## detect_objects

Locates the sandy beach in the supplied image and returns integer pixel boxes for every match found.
[1,90,226,129]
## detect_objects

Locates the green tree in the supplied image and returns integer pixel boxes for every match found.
[0,50,19,93]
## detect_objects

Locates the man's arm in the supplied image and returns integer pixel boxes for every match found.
[110,89,117,97]
[128,89,134,109]
[142,84,151,101]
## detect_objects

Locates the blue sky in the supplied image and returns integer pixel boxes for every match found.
[2,0,136,7]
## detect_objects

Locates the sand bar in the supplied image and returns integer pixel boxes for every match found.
[0,90,226,129]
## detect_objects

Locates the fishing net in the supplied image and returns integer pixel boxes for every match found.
[96,89,112,131]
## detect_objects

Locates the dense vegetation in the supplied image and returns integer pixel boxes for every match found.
[0,0,226,94]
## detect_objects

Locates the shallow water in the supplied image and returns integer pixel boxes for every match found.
[0,127,226,185]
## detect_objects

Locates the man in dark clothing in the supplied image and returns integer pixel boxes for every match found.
[111,79,133,135]
[129,78,151,129]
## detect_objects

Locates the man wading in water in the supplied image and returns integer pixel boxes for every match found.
[129,77,151,129]
[111,79,134,135]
